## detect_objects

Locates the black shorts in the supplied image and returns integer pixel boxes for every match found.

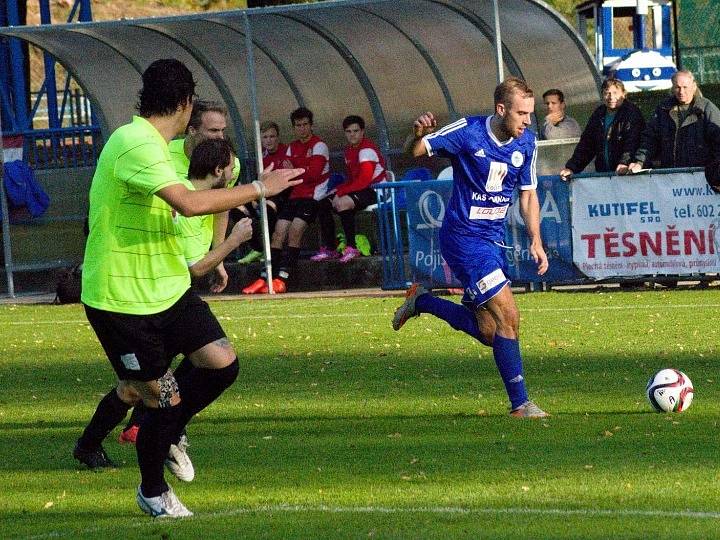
[277,197,320,223]
[84,289,226,382]
[345,188,377,211]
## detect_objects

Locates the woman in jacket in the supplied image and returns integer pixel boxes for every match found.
[560,78,645,179]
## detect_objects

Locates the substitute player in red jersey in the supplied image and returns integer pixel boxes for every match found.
[251,107,331,293]
[235,121,292,268]
[334,115,387,262]
[313,115,387,263]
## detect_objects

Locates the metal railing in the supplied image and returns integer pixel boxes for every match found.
[22,126,103,169]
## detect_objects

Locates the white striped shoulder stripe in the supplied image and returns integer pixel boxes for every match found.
[520,139,538,190]
[425,117,467,140]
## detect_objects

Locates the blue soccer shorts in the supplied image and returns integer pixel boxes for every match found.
[439,227,511,310]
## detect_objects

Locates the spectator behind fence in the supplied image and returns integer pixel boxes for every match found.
[560,78,645,179]
[629,69,720,173]
[233,121,291,266]
[312,115,387,264]
[541,89,581,140]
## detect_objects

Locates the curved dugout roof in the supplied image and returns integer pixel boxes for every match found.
[0,0,601,170]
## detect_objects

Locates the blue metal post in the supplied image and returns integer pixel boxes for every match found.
[39,2,58,126]
[78,0,92,21]
[6,0,28,131]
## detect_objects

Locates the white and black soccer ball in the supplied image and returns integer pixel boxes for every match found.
[646,369,694,413]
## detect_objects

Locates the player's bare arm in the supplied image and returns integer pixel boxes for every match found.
[519,189,548,275]
[410,111,437,157]
[194,218,253,285]
[210,210,230,291]
[157,166,303,217]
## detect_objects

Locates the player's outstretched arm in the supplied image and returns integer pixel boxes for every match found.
[519,189,548,276]
[157,166,304,217]
[409,111,437,157]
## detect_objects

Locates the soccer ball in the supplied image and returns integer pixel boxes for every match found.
[646,369,694,413]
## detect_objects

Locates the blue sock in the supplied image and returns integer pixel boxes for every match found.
[415,294,483,341]
[492,335,528,409]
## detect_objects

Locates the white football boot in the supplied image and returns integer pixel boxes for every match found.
[136,486,193,518]
[165,434,195,482]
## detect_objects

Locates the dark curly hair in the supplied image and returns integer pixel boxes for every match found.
[342,115,365,130]
[137,59,196,117]
[290,107,313,125]
[188,138,235,180]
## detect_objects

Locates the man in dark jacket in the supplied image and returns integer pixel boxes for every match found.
[560,78,644,179]
[629,69,720,172]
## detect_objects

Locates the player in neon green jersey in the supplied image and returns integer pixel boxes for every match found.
[74,58,302,518]
[180,138,251,278]
[168,100,241,293]
[118,138,253,466]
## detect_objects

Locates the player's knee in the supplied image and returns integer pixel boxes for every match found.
[271,230,284,246]
[115,381,141,406]
[215,357,239,389]
[289,222,306,242]
[339,198,356,212]
[475,310,497,346]
[478,326,495,346]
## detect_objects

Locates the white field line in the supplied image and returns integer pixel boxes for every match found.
[3,302,720,326]
[18,504,720,540]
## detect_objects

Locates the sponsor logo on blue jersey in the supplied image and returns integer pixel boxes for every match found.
[424,115,538,242]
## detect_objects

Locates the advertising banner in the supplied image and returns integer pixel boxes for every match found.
[405,178,579,286]
[405,180,459,287]
[571,171,720,278]
[505,176,580,283]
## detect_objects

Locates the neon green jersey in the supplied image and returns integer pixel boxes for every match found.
[168,138,240,263]
[168,138,191,183]
[81,116,190,314]
[177,212,214,267]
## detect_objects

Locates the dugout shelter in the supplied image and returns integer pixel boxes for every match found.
[0,0,601,294]
[0,0,601,167]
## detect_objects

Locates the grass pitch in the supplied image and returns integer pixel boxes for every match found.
[0,289,719,539]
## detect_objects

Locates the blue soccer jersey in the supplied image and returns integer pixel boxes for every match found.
[423,115,538,242]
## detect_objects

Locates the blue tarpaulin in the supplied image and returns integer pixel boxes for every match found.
[2,160,50,219]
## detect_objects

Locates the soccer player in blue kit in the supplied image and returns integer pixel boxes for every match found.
[394,77,549,418]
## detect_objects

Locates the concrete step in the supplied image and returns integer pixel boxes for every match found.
[0,253,386,297]
[201,254,384,294]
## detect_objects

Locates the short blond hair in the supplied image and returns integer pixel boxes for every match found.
[494,77,533,108]
[260,121,279,135]
[601,78,625,93]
